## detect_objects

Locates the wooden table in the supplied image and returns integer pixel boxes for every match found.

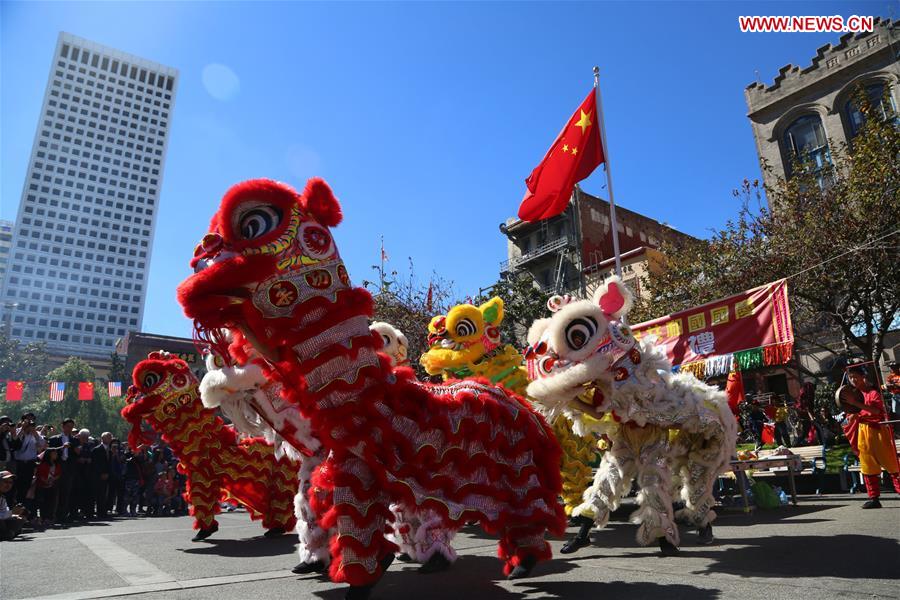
[727,455,804,511]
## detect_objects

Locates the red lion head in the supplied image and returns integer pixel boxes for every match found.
[177,178,354,359]
[120,351,200,448]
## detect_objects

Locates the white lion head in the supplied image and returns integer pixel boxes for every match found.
[370,321,410,367]
[525,277,638,421]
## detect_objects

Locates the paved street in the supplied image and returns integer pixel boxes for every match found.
[2,494,898,600]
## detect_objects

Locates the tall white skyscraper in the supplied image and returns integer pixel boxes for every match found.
[0,32,178,358]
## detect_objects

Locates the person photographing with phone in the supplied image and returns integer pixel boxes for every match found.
[12,414,45,512]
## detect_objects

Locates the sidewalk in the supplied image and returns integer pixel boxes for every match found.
[1,494,898,600]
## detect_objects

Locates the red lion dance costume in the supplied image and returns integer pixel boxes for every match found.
[121,352,298,540]
[177,178,565,599]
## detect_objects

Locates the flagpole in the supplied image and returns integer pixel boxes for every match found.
[593,66,623,281]
[379,235,385,294]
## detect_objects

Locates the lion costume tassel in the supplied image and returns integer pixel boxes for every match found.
[177,178,565,599]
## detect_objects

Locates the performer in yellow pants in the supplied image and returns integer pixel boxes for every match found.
[845,365,900,509]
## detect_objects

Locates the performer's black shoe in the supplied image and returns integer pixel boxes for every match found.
[344,554,395,600]
[658,537,679,556]
[292,560,326,575]
[560,534,591,554]
[418,553,451,574]
[507,555,538,580]
[862,498,882,509]
[380,552,395,572]
[396,552,413,562]
[560,516,593,554]
[191,524,218,542]
[697,524,714,545]
[263,527,286,538]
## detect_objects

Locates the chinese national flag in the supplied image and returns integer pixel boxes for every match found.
[5,381,24,402]
[78,382,94,401]
[518,89,605,222]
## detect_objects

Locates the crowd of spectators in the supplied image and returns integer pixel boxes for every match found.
[0,413,187,541]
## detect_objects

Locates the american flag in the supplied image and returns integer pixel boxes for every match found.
[108,381,122,398]
[50,382,66,402]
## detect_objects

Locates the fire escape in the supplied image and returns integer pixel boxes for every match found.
[500,220,576,294]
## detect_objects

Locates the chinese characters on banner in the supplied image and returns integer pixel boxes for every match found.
[632,279,793,368]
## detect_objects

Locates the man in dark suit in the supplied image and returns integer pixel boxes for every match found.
[90,432,113,519]
[47,418,80,524]
[73,429,94,519]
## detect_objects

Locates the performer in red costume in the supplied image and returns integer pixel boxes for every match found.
[843,364,900,509]
[177,178,565,599]
[121,352,298,538]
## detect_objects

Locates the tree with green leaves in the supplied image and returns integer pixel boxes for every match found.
[0,346,128,439]
[631,86,900,377]
[108,352,127,385]
[476,273,548,347]
[365,258,460,378]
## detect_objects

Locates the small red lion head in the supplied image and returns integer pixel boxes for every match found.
[121,352,200,432]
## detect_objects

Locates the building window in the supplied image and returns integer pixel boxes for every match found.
[782,114,832,180]
[845,83,897,137]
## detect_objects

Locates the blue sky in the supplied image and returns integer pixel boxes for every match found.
[0,1,884,338]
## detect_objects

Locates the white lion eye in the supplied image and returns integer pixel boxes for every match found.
[238,205,281,240]
[381,334,391,347]
[455,318,476,338]
[565,317,598,351]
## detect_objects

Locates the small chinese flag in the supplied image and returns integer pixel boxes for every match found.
[5,381,24,402]
[518,88,605,222]
[78,382,94,401]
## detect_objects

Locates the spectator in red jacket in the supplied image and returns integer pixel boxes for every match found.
[34,448,62,528]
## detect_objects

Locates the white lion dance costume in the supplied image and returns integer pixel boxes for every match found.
[369,321,410,368]
[526,277,737,554]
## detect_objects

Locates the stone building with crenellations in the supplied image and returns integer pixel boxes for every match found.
[745,18,899,191]
[745,17,900,383]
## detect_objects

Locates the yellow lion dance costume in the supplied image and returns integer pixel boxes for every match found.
[420,297,597,517]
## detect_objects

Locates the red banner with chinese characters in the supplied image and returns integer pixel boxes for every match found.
[632,279,793,367]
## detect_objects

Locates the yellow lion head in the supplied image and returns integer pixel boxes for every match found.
[419,297,505,376]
